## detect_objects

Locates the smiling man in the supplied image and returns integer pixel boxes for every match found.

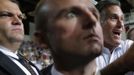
[96,0,134,75]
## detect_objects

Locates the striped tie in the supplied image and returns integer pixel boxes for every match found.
[17,53,37,75]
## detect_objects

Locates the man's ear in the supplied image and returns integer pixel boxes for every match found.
[33,31,50,49]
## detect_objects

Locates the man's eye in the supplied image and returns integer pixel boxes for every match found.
[0,13,13,17]
[111,16,116,19]
[110,16,117,21]
[65,12,76,19]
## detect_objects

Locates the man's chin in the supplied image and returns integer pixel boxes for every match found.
[114,39,121,46]
[90,44,103,56]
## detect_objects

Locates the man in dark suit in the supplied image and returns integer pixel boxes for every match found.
[34,0,104,75]
[0,0,41,75]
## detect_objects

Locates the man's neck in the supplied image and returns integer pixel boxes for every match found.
[58,59,97,75]
[84,59,97,75]
[104,42,118,53]
[0,42,21,53]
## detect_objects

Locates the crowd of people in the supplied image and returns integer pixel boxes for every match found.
[127,27,134,41]
[19,40,53,70]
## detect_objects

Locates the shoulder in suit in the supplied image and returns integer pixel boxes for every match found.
[0,51,26,75]
[41,64,53,75]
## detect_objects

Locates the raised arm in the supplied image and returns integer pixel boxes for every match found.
[101,43,134,75]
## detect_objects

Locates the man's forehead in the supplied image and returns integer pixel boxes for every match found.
[46,0,92,6]
[44,0,94,10]
[37,0,96,18]
[0,0,11,3]
[106,6,123,15]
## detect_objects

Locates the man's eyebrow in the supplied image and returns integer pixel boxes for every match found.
[54,7,70,18]
[0,11,8,13]
[0,11,13,16]
[0,11,14,15]
[0,11,25,19]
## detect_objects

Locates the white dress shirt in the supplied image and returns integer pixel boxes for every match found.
[96,40,134,75]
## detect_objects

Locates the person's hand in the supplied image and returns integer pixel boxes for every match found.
[121,42,134,71]
[100,43,134,75]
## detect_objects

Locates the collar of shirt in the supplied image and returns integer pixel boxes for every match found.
[51,65,63,75]
[102,43,122,55]
[0,45,19,59]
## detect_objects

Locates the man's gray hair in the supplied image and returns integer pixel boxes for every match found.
[96,0,121,12]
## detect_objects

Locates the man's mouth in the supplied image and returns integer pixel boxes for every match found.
[112,30,122,38]
[113,31,120,35]
[83,34,100,41]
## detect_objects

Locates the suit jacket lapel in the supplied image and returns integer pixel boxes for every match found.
[0,51,26,75]
[18,53,42,75]
[29,61,42,75]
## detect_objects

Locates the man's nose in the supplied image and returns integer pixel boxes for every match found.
[12,16,22,25]
[117,19,124,28]
[82,11,97,29]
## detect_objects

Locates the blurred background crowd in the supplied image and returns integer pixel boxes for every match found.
[19,40,53,70]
